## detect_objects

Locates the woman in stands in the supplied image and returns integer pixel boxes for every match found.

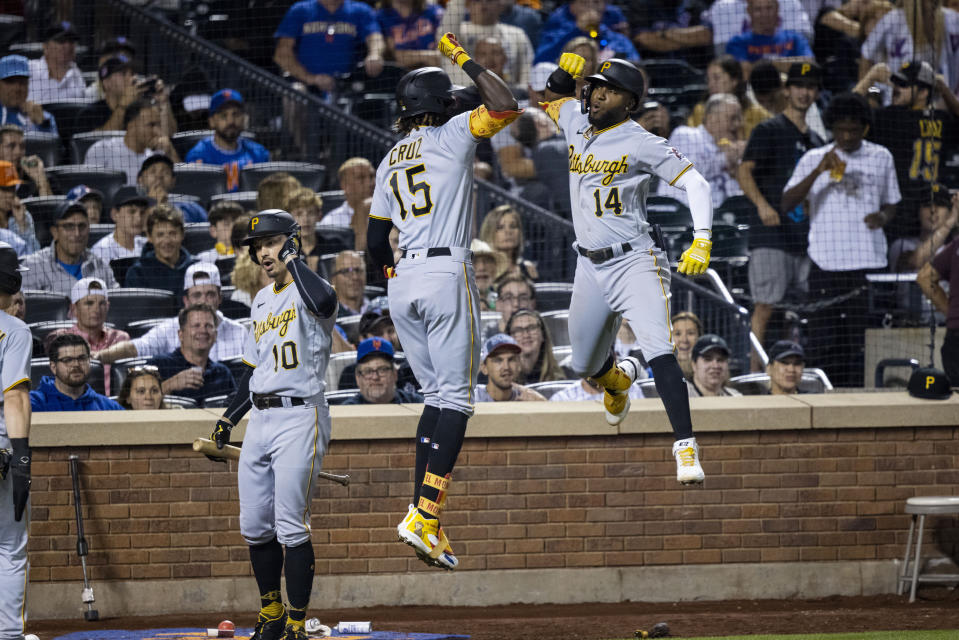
[118,366,167,410]
[671,311,703,381]
[480,204,538,281]
[507,309,564,384]
[687,55,770,139]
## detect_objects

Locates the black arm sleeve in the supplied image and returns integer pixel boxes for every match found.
[287,258,338,318]
[368,217,396,271]
[222,364,253,425]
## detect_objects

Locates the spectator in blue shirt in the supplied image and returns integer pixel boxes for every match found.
[30,334,123,411]
[137,154,209,222]
[274,0,386,93]
[124,204,198,297]
[147,303,236,406]
[725,0,812,69]
[377,0,445,69]
[184,89,270,192]
[0,55,58,135]
[534,13,639,64]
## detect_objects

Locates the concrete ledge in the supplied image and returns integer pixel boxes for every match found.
[28,561,899,619]
[26,392,954,447]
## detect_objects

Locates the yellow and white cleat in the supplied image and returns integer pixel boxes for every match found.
[673,437,705,485]
[398,509,458,570]
[603,356,640,426]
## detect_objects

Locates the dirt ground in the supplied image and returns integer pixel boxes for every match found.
[29,588,959,639]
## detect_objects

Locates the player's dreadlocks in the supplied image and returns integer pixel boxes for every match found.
[393,113,452,137]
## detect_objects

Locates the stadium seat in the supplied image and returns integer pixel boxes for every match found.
[715,195,757,227]
[646,196,692,230]
[173,164,227,205]
[215,256,236,282]
[219,297,249,320]
[28,320,75,342]
[220,356,251,385]
[325,351,357,392]
[168,193,203,207]
[10,42,44,59]
[0,15,25,52]
[240,161,326,192]
[552,345,572,362]
[527,380,575,399]
[325,389,358,405]
[88,223,114,247]
[542,310,570,347]
[480,311,502,337]
[183,223,215,255]
[42,98,96,147]
[875,358,920,388]
[314,224,354,252]
[338,314,362,343]
[638,379,659,397]
[22,196,66,246]
[46,166,126,210]
[24,131,61,167]
[210,191,258,210]
[727,368,833,395]
[31,357,105,395]
[110,357,152,394]
[109,257,139,286]
[638,59,706,93]
[365,285,386,299]
[898,496,959,602]
[171,130,257,160]
[124,318,169,339]
[23,290,69,323]
[105,289,178,331]
[203,394,230,408]
[534,282,573,312]
[319,190,345,214]
[164,395,199,408]
[70,130,124,165]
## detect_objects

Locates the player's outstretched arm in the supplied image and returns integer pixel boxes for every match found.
[438,32,518,114]
[281,236,338,319]
[543,52,583,102]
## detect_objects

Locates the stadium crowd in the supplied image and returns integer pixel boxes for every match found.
[0,0,957,407]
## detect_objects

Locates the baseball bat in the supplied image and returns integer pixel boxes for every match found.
[192,438,351,486]
[69,455,99,622]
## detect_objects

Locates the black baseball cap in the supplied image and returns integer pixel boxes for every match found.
[692,334,730,360]
[138,153,174,178]
[98,36,136,57]
[99,55,133,81]
[43,21,79,43]
[768,340,805,362]
[749,60,782,95]
[892,61,936,88]
[919,184,952,208]
[908,367,953,400]
[55,200,88,222]
[786,61,822,87]
[112,185,155,209]
[359,307,392,337]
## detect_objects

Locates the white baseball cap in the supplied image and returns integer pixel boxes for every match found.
[70,277,108,304]
[183,262,222,291]
[529,62,558,92]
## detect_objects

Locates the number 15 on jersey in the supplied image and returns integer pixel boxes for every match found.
[389,163,434,220]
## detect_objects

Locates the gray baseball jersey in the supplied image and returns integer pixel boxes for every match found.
[370,107,516,416]
[545,98,691,376]
[237,279,335,546]
[0,310,33,639]
[547,98,692,249]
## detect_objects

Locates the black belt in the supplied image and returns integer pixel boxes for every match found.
[577,242,632,265]
[252,394,305,410]
[401,247,452,258]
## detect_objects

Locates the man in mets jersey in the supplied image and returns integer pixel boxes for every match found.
[366,32,520,570]
[543,55,713,485]
[209,210,338,640]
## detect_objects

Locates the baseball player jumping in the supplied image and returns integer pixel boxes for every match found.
[543,55,710,485]
[0,242,33,640]
[366,33,521,569]
[209,211,338,640]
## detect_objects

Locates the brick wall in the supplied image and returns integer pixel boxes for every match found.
[26,427,959,584]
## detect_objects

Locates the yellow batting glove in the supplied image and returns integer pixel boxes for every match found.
[558,52,586,79]
[438,32,470,67]
[677,238,712,276]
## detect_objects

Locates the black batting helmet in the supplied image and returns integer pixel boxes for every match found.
[242,209,300,264]
[396,67,455,118]
[0,241,26,295]
[581,59,646,115]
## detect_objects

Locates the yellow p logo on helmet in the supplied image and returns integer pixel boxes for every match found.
[926,375,936,389]
[251,217,258,231]
[600,61,611,73]
[801,63,811,76]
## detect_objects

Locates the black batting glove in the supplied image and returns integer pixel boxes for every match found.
[207,419,233,463]
[10,438,30,522]
[278,233,301,262]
